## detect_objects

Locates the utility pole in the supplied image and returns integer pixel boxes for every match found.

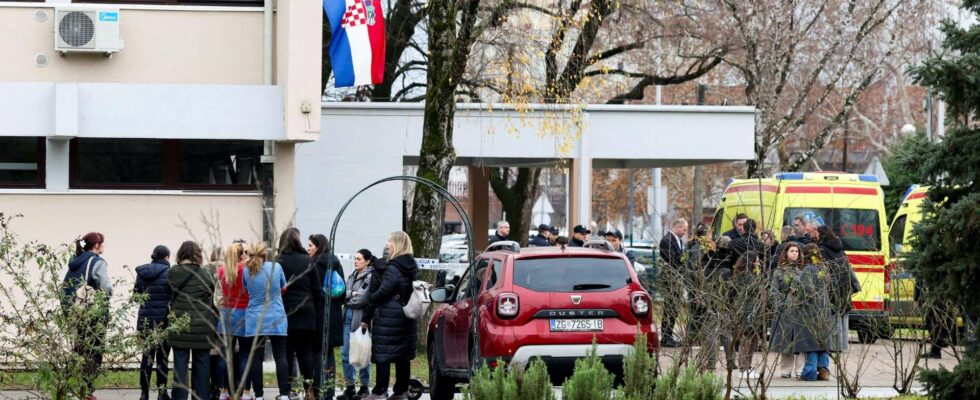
[692,84,706,228]
[842,118,848,172]
[628,170,635,245]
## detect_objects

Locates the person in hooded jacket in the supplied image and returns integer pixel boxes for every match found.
[168,241,218,400]
[308,233,345,400]
[134,245,172,400]
[814,225,860,352]
[63,232,114,400]
[339,249,375,399]
[364,232,419,400]
[277,228,319,398]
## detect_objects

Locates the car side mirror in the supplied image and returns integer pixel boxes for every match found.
[431,285,455,303]
[435,270,449,288]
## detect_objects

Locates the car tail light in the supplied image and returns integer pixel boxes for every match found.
[884,263,893,294]
[631,291,650,317]
[497,292,519,319]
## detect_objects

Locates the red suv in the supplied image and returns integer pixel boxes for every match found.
[426,241,658,399]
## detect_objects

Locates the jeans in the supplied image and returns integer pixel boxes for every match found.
[139,342,170,394]
[342,308,370,386]
[172,347,210,400]
[800,351,830,381]
[372,360,410,396]
[287,329,316,394]
[243,335,289,398]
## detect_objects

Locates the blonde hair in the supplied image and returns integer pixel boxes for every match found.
[224,243,244,286]
[387,231,413,260]
[246,242,269,276]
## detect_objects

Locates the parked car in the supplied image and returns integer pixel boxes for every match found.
[425,241,659,399]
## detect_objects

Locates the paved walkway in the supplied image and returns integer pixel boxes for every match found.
[0,341,961,399]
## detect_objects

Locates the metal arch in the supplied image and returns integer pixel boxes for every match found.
[320,175,476,396]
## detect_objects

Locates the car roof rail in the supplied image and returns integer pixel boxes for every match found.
[583,240,613,251]
[486,241,521,253]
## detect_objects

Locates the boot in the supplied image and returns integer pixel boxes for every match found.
[339,385,356,400]
[139,391,149,400]
[158,388,172,400]
[817,367,830,381]
[356,386,370,399]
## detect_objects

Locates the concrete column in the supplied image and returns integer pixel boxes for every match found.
[570,159,592,231]
[45,138,70,192]
[468,166,489,248]
[274,142,296,232]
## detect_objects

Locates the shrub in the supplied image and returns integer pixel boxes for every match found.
[651,364,722,400]
[462,357,554,400]
[616,331,657,400]
[562,342,615,400]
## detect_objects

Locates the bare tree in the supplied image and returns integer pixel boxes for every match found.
[709,0,933,177]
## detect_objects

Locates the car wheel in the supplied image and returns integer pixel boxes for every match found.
[428,340,455,400]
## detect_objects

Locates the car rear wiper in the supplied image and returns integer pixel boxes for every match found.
[572,283,612,290]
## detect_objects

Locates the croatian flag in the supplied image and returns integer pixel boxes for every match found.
[324,0,386,87]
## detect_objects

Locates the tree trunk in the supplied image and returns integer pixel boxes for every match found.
[406,0,460,258]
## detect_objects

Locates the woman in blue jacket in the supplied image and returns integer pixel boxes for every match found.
[242,242,291,400]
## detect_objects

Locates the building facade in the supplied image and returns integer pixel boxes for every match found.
[0,0,322,272]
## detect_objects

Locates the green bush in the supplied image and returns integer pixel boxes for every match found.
[462,358,554,400]
[650,364,722,400]
[616,331,657,400]
[562,343,615,400]
[919,347,980,400]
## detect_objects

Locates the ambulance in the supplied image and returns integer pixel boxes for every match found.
[713,172,892,343]
[886,185,928,327]
[887,185,971,336]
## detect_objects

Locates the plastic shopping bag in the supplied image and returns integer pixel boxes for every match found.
[349,327,372,371]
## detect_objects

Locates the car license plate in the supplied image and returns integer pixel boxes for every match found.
[550,319,603,332]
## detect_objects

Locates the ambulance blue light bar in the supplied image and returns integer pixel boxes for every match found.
[775,172,804,180]
[901,184,919,202]
[858,175,879,182]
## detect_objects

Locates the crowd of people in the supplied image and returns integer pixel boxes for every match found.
[657,213,862,381]
[62,230,423,400]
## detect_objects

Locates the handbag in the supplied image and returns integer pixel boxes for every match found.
[326,269,346,299]
[73,257,98,307]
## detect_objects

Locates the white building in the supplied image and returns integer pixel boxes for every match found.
[0,0,322,271]
[297,103,756,253]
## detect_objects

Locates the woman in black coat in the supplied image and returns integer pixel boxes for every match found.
[366,232,419,400]
[134,245,172,400]
[277,228,319,397]
[308,233,345,399]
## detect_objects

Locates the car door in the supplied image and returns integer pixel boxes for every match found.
[444,259,485,369]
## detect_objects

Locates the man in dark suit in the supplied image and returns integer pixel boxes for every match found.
[489,220,510,245]
[723,213,749,240]
[658,218,689,348]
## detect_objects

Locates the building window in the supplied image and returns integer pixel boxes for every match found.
[70,138,262,190]
[72,138,166,188]
[179,140,262,189]
[0,137,45,188]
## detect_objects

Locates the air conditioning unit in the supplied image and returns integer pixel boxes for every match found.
[54,7,124,55]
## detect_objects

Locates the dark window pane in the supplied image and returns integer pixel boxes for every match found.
[178,140,261,186]
[513,257,631,292]
[75,138,164,185]
[0,137,41,185]
[782,207,882,251]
